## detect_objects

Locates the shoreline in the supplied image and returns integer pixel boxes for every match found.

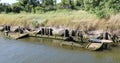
[0,25,120,51]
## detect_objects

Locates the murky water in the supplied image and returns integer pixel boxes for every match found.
[0,36,120,63]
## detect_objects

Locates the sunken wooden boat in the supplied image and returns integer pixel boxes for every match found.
[87,39,113,51]
[8,33,29,40]
[60,42,82,48]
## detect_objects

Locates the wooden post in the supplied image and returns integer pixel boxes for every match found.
[48,27,50,38]
[41,27,44,37]
[70,29,72,37]
[44,27,46,36]
[40,28,42,37]
[76,31,79,42]
[62,29,65,40]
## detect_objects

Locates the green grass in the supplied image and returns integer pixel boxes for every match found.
[0,10,120,31]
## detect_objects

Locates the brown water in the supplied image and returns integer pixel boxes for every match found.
[0,37,120,63]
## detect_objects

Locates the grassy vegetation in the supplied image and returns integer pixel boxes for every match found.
[0,10,120,31]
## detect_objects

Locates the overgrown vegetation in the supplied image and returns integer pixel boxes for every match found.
[0,10,120,31]
[0,0,120,32]
[0,0,120,18]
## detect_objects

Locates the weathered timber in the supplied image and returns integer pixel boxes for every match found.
[88,39,114,50]
[8,33,29,39]
[29,34,66,40]
[10,26,19,32]
[86,43,103,51]
[89,39,113,43]
[32,30,41,34]
[60,42,82,48]
[0,26,4,31]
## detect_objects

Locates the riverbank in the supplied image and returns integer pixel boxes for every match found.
[0,10,120,33]
[0,10,120,51]
[0,24,119,51]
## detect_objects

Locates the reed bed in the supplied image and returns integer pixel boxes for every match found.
[0,10,120,32]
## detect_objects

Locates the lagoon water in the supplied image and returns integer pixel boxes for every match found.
[0,37,120,63]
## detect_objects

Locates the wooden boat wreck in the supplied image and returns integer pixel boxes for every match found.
[87,39,113,51]
[1,25,119,51]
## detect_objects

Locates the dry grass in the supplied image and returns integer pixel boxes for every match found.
[0,14,34,26]
[46,10,120,31]
[0,10,120,32]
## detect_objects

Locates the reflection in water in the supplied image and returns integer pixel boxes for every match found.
[0,37,120,63]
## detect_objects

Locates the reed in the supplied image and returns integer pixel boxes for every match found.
[0,10,120,31]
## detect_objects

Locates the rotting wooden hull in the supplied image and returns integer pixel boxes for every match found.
[8,33,29,40]
[89,39,113,43]
[28,34,106,51]
[2,31,117,51]
[29,33,66,40]
[86,43,103,51]
[60,42,82,48]
[87,38,115,51]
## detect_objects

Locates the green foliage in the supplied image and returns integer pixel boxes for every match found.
[17,0,40,13]
[0,0,119,18]
[60,0,75,9]
[75,0,84,9]
[83,0,120,18]
[41,0,56,12]
[0,3,12,13]
[12,3,22,13]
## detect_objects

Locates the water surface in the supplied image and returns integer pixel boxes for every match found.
[0,37,120,63]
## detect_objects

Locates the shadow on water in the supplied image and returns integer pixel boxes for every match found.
[20,37,86,51]
[0,35,120,63]
[21,37,120,63]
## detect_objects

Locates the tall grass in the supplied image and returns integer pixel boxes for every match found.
[0,10,120,31]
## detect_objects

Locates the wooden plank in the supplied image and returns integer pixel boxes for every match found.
[9,33,29,39]
[30,34,66,40]
[86,43,103,51]
[15,33,29,39]
[101,40,113,43]
[89,39,113,43]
